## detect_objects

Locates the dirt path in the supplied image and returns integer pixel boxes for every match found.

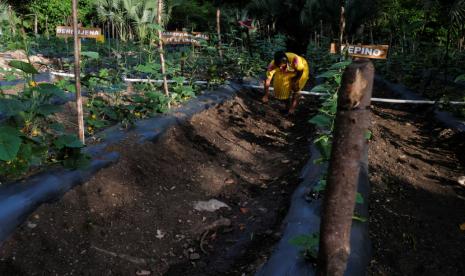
[0,90,317,275]
[368,87,465,275]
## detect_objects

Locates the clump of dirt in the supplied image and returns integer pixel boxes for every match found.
[368,86,465,275]
[0,90,317,275]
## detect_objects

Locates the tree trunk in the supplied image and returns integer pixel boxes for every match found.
[157,0,170,108]
[8,5,16,36]
[370,22,374,44]
[216,7,223,59]
[444,27,451,83]
[339,2,346,49]
[317,59,374,276]
[34,14,38,35]
[72,0,85,143]
[46,16,49,40]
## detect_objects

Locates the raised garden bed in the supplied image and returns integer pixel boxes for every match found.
[0,86,318,275]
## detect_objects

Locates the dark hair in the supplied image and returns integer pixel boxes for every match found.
[274,51,288,66]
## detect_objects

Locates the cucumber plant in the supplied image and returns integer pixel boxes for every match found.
[0,60,87,181]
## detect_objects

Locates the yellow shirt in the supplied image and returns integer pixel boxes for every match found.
[266,52,309,100]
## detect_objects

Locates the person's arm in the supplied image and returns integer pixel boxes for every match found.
[263,63,276,103]
[291,70,303,92]
[288,88,300,114]
[262,78,271,103]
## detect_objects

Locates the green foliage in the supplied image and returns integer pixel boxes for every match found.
[0,126,21,161]
[0,60,86,181]
[8,60,38,74]
[27,0,94,33]
[289,233,319,261]
[352,215,368,223]
[364,130,372,141]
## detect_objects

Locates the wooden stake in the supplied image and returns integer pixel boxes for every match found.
[317,59,374,276]
[34,14,38,36]
[157,0,170,108]
[216,7,223,59]
[72,0,85,143]
[8,5,16,36]
[339,2,346,50]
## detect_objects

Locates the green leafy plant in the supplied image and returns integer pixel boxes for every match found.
[0,60,88,180]
[289,233,320,261]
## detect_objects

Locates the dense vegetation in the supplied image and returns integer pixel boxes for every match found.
[0,0,464,179]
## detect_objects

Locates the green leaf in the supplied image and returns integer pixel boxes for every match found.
[356,193,364,204]
[81,51,99,60]
[310,84,331,93]
[352,215,367,223]
[37,104,63,116]
[364,130,372,140]
[329,61,352,70]
[0,126,22,161]
[50,123,65,132]
[5,74,17,82]
[135,63,160,74]
[314,135,332,161]
[455,74,465,82]
[289,233,319,258]
[173,76,185,85]
[0,98,25,117]
[317,70,339,79]
[314,179,327,192]
[36,83,67,99]
[65,84,76,93]
[63,152,91,169]
[53,134,84,149]
[87,119,106,128]
[309,114,333,129]
[147,23,163,31]
[8,60,39,74]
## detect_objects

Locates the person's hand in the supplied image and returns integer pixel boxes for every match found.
[292,81,300,92]
[287,108,296,116]
[262,95,269,104]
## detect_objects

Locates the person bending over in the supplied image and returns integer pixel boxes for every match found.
[262,51,309,115]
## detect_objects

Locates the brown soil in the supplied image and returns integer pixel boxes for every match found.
[2,83,464,276]
[367,87,465,275]
[0,90,317,275]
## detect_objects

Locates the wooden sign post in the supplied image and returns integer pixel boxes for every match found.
[330,43,389,60]
[57,24,101,144]
[71,0,85,144]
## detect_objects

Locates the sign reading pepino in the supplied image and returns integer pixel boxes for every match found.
[343,44,389,59]
[330,43,389,59]
[56,26,102,39]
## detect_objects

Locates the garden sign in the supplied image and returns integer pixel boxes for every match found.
[330,43,389,59]
[56,26,102,39]
[162,31,209,46]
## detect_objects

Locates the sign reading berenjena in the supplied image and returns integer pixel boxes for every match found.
[56,26,102,39]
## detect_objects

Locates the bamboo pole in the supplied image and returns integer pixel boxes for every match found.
[157,0,170,108]
[34,14,38,36]
[72,0,85,143]
[216,7,223,59]
[317,59,374,276]
[339,1,346,50]
[8,5,16,36]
